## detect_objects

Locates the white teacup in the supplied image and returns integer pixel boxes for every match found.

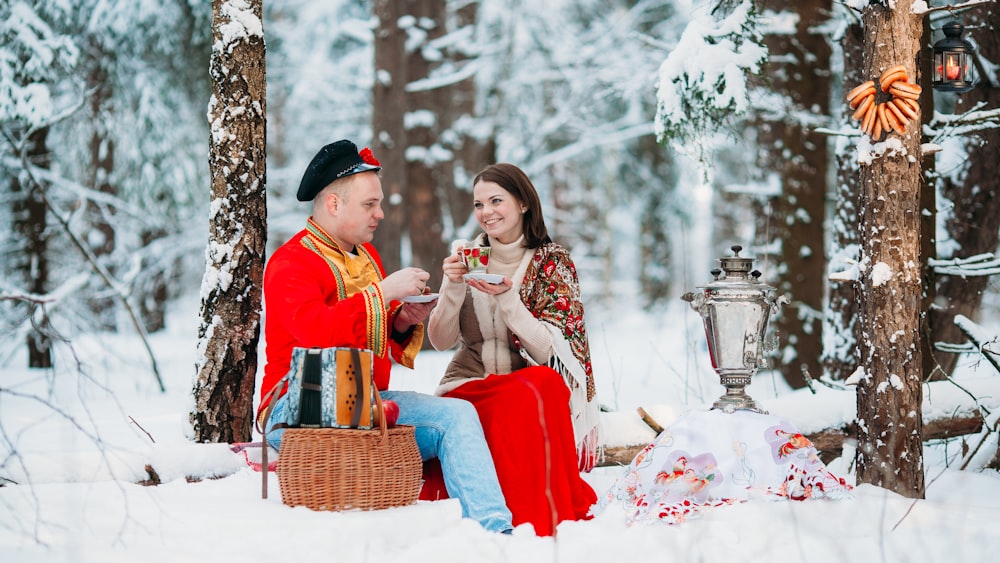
[461,246,491,273]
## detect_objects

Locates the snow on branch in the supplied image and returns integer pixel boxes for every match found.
[911,0,996,16]
[929,103,1000,142]
[654,1,766,149]
[954,314,1000,374]
[0,274,86,307]
[929,253,1000,277]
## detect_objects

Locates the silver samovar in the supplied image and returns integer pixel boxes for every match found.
[681,245,784,413]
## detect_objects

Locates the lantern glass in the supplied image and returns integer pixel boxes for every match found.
[932,22,975,93]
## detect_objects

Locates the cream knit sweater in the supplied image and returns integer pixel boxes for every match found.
[428,234,554,394]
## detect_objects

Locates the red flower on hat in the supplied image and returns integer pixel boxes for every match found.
[360,147,380,167]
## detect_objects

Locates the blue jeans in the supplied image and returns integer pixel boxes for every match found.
[265,390,513,533]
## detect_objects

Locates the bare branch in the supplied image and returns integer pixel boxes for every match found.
[0,129,165,392]
[0,292,53,304]
[129,416,156,444]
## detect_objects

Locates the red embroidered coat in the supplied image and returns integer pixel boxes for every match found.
[257,222,421,422]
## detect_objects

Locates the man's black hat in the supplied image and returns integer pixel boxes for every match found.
[296,139,381,201]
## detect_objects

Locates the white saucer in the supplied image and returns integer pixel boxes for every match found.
[463,273,504,284]
[402,293,439,303]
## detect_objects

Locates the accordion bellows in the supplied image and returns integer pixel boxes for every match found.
[286,347,374,429]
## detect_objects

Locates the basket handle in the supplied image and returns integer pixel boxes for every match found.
[259,359,387,500]
[373,386,389,445]
[350,348,364,428]
[258,378,287,500]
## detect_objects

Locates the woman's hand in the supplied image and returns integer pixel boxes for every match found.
[467,276,512,295]
[442,252,467,284]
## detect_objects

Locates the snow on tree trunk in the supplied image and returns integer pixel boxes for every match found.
[854,2,925,499]
[192,0,266,444]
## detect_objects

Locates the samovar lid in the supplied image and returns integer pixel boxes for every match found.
[717,245,755,278]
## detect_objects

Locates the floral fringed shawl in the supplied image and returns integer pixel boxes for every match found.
[517,243,602,471]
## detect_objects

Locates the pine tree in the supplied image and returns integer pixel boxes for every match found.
[854,1,926,499]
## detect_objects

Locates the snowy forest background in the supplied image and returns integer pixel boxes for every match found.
[3,0,1000,503]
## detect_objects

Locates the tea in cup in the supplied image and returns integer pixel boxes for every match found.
[461,246,491,273]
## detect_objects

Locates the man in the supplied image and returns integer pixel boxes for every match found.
[259,139,513,533]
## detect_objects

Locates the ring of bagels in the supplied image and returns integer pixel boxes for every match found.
[847,65,921,141]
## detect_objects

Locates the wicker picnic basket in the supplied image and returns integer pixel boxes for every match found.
[275,393,422,511]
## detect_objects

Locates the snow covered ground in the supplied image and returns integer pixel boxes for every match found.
[2,292,1000,562]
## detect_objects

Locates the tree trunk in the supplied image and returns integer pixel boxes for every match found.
[139,227,170,333]
[824,17,864,381]
[637,135,677,306]
[916,17,939,385]
[373,0,486,298]
[854,2,926,499]
[372,0,407,275]
[404,0,447,291]
[11,127,53,368]
[754,0,832,389]
[929,5,1000,378]
[86,39,117,331]
[191,0,266,444]
[439,1,490,237]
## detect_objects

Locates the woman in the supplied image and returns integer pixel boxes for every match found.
[427,163,601,536]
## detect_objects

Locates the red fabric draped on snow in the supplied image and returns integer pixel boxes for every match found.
[427,366,596,536]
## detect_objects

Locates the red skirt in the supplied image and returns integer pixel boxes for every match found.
[437,366,597,536]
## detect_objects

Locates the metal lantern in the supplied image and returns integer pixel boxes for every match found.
[682,245,784,413]
[932,21,975,93]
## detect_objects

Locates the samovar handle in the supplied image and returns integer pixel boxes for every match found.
[680,291,705,312]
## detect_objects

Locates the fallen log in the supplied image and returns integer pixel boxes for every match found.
[597,411,984,467]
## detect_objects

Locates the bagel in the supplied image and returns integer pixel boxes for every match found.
[882,105,904,135]
[847,80,876,103]
[849,85,876,109]
[893,97,919,121]
[900,97,921,115]
[889,81,922,100]
[885,101,908,134]
[852,93,874,121]
[879,65,908,91]
[892,81,922,94]
[861,101,877,136]
[877,103,890,136]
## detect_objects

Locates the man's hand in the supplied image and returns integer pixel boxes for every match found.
[394,299,436,332]
[379,267,431,303]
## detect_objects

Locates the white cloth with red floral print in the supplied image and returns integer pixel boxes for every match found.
[595,409,853,526]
